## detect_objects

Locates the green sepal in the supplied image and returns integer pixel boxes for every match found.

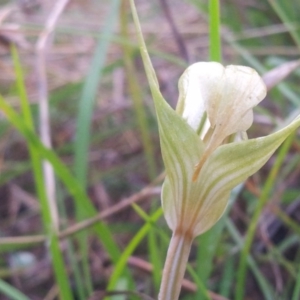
[130,0,206,231]
[130,0,300,237]
[191,115,300,236]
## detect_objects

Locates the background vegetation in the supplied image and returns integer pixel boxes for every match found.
[0,0,300,299]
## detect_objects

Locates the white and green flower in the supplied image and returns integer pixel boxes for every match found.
[153,60,299,300]
[161,61,300,238]
[130,0,300,241]
[130,1,300,299]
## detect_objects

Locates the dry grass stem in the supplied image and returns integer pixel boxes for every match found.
[35,0,69,232]
[0,180,162,245]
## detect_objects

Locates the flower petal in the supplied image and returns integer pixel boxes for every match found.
[178,62,266,146]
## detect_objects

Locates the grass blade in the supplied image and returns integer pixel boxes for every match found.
[226,219,274,300]
[11,46,73,299]
[74,0,120,187]
[0,279,31,300]
[0,95,121,268]
[209,0,221,62]
[235,133,296,300]
[107,208,163,290]
[73,0,121,294]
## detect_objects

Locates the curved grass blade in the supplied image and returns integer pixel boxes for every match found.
[12,46,73,300]
[107,208,163,290]
[0,279,31,300]
[73,0,121,295]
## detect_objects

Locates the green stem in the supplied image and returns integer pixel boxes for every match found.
[209,0,221,62]
[158,232,193,300]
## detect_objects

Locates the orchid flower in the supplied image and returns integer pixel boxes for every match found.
[158,62,300,300]
[129,1,300,299]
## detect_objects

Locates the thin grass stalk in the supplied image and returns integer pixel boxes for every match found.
[209,0,221,62]
[11,47,73,300]
[235,132,296,300]
[74,1,120,187]
[56,182,86,300]
[226,219,274,300]
[267,247,296,278]
[292,260,300,300]
[273,206,300,236]
[147,223,162,290]
[158,232,193,300]
[185,265,212,300]
[107,208,163,290]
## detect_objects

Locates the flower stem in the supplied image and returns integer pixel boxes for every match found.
[158,231,193,300]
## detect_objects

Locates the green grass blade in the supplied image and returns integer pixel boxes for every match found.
[73,1,121,293]
[74,0,120,187]
[56,182,86,300]
[0,279,31,300]
[219,255,234,297]
[235,133,295,300]
[0,95,121,265]
[226,219,274,300]
[209,0,221,62]
[11,46,73,299]
[12,47,34,129]
[292,265,300,300]
[186,265,211,300]
[196,220,223,298]
[107,208,163,290]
